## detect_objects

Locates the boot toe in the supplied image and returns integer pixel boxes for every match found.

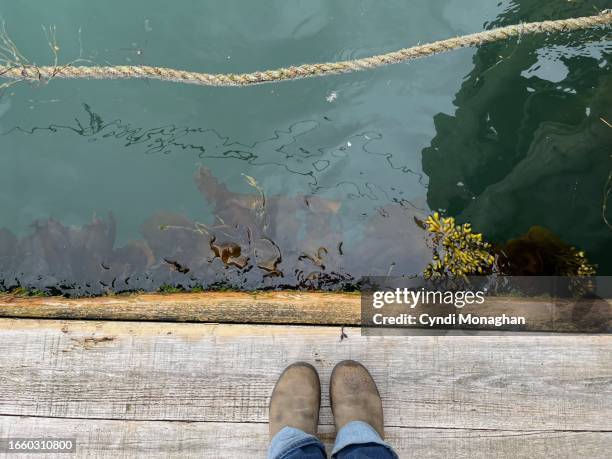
[330,360,384,438]
[269,362,321,437]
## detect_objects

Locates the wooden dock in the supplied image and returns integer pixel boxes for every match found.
[0,292,610,458]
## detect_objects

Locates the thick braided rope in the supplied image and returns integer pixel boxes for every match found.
[1,12,610,87]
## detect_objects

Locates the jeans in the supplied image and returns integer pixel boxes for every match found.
[268,421,398,459]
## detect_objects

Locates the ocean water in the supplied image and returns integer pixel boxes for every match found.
[0,0,610,295]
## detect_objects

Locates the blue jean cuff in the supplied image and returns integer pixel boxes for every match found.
[331,421,398,458]
[268,426,325,459]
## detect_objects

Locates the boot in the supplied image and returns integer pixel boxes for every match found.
[330,360,384,437]
[269,362,321,438]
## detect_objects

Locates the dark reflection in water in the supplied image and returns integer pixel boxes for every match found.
[422,0,612,274]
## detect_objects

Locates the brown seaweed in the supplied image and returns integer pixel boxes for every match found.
[0,165,431,295]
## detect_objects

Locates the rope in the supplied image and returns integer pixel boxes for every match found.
[1,12,610,87]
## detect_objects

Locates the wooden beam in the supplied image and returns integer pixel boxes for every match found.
[0,292,609,332]
[0,319,609,431]
[0,291,360,325]
[1,416,609,458]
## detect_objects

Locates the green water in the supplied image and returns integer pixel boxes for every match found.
[0,0,610,294]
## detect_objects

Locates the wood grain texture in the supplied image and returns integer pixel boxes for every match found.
[0,292,609,331]
[0,319,609,432]
[0,292,361,325]
[1,416,610,459]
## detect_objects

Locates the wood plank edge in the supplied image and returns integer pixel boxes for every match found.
[0,292,609,333]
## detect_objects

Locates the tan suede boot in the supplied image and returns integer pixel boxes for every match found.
[330,360,384,438]
[269,362,321,438]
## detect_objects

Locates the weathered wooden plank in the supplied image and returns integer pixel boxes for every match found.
[0,292,362,325]
[0,416,609,459]
[0,292,609,332]
[0,319,609,431]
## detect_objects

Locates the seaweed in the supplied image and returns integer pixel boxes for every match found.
[421,215,596,278]
[422,212,495,279]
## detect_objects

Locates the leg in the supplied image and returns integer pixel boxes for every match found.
[330,361,398,459]
[336,443,396,459]
[268,362,326,459]
[333,423,396,458]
